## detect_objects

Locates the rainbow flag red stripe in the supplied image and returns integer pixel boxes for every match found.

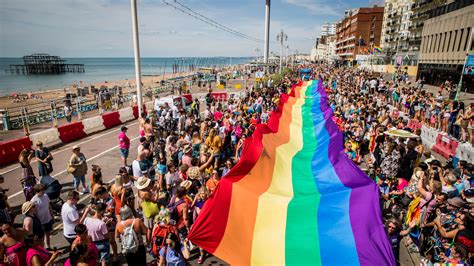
[188,80,394,265]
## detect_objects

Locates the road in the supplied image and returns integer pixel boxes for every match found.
[0,107,229,265]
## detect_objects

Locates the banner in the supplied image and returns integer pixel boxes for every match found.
[464,54,474,75]
[189,80,394,265]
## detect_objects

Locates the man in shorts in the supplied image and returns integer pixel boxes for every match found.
[30,184,54,249]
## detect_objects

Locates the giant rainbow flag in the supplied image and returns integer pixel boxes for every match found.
[188,80,394,265]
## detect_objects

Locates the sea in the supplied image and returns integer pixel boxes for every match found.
[0,57,251,96]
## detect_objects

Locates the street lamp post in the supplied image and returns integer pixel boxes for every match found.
[277,29,288,74]
[255,48,261,63]
[264,0,271,64]
[130,0,143,115]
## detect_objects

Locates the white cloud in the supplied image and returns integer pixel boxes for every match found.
[284,0,339,16]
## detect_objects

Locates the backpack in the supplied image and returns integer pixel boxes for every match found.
[168,198,186,224]
[151,224,179,257]
[121,219,139,254]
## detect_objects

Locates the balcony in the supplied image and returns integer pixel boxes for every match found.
[412,0,430,11]
[411,11,428,21]
[399,45,409,51]
[408,22,424,30]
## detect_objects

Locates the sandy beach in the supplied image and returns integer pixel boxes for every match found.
[0,72,194,110]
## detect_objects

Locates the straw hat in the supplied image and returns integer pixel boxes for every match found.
[22,201,35,215]
[180,180,192,190]
[134,176,151,190]
[72,145,80,151]
[183,145,192,154]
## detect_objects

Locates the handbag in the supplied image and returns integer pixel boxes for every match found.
[45,162,53,174]
[67,166,76,174]
[141,200,159,219]
[401,195,412,207]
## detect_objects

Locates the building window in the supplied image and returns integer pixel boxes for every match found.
[434,34,439,53]
[464,27,471,51]
[446,31,452,52]
[452,30,458,52]
[441,32,446,52]
[428,35,433,53]
[423,36,428,53]
[441,33,445,52]
[458,29,464,51]
[427,35,431,53]
[434,33,443,53]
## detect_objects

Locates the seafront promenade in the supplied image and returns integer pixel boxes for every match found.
[0,71,247,142]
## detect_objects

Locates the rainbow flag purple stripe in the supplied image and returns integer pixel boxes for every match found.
[188,80,395,265]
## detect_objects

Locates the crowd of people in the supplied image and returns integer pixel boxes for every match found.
[3,67,288,265]
[1,64,473,265]
[318,65,474,265]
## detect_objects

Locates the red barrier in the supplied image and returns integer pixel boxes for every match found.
[211,92,227,102]
[132,104,147,119]
[58,122,87,144]
[431,133,459,159]
[102,112,122,129]
[0,137,33,166]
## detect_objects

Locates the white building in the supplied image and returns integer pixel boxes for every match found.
[310,35,338,62]
[321,22,337,36]
[326,35,338,63]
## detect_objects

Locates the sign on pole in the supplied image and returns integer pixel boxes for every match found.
[464,54,474,75]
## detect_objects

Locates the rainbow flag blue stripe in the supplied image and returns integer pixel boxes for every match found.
[189,80,395,265]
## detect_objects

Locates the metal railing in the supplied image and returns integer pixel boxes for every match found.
[2,84,179,130]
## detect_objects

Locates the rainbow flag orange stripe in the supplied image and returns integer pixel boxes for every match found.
[188,80,394,265]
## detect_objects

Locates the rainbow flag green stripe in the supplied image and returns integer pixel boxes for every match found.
[189,80,394,265]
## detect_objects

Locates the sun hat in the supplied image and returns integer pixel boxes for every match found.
[22,201,35,215]
[447,197,465,209]
[72,145,80,151]
[134,176,151,190]
[183,145,192,154]
[180,180,192,190]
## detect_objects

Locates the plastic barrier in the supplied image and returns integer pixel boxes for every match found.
[102,112,122,129]
[0,137,33,165]
[420,125,437,150]
[29,128,61,148]
[145,101,154,112]
[119,107,134,123]
[431,133,459,159]
[456,144,474,164]
[57,122,87,144]
[132,104,147,119]
[82,116,106,135]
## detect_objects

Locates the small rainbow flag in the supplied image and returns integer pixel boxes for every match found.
[374,46,383,53]
[188,80,394,265]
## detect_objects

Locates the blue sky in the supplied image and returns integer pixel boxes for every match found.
[0,0,382,57]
